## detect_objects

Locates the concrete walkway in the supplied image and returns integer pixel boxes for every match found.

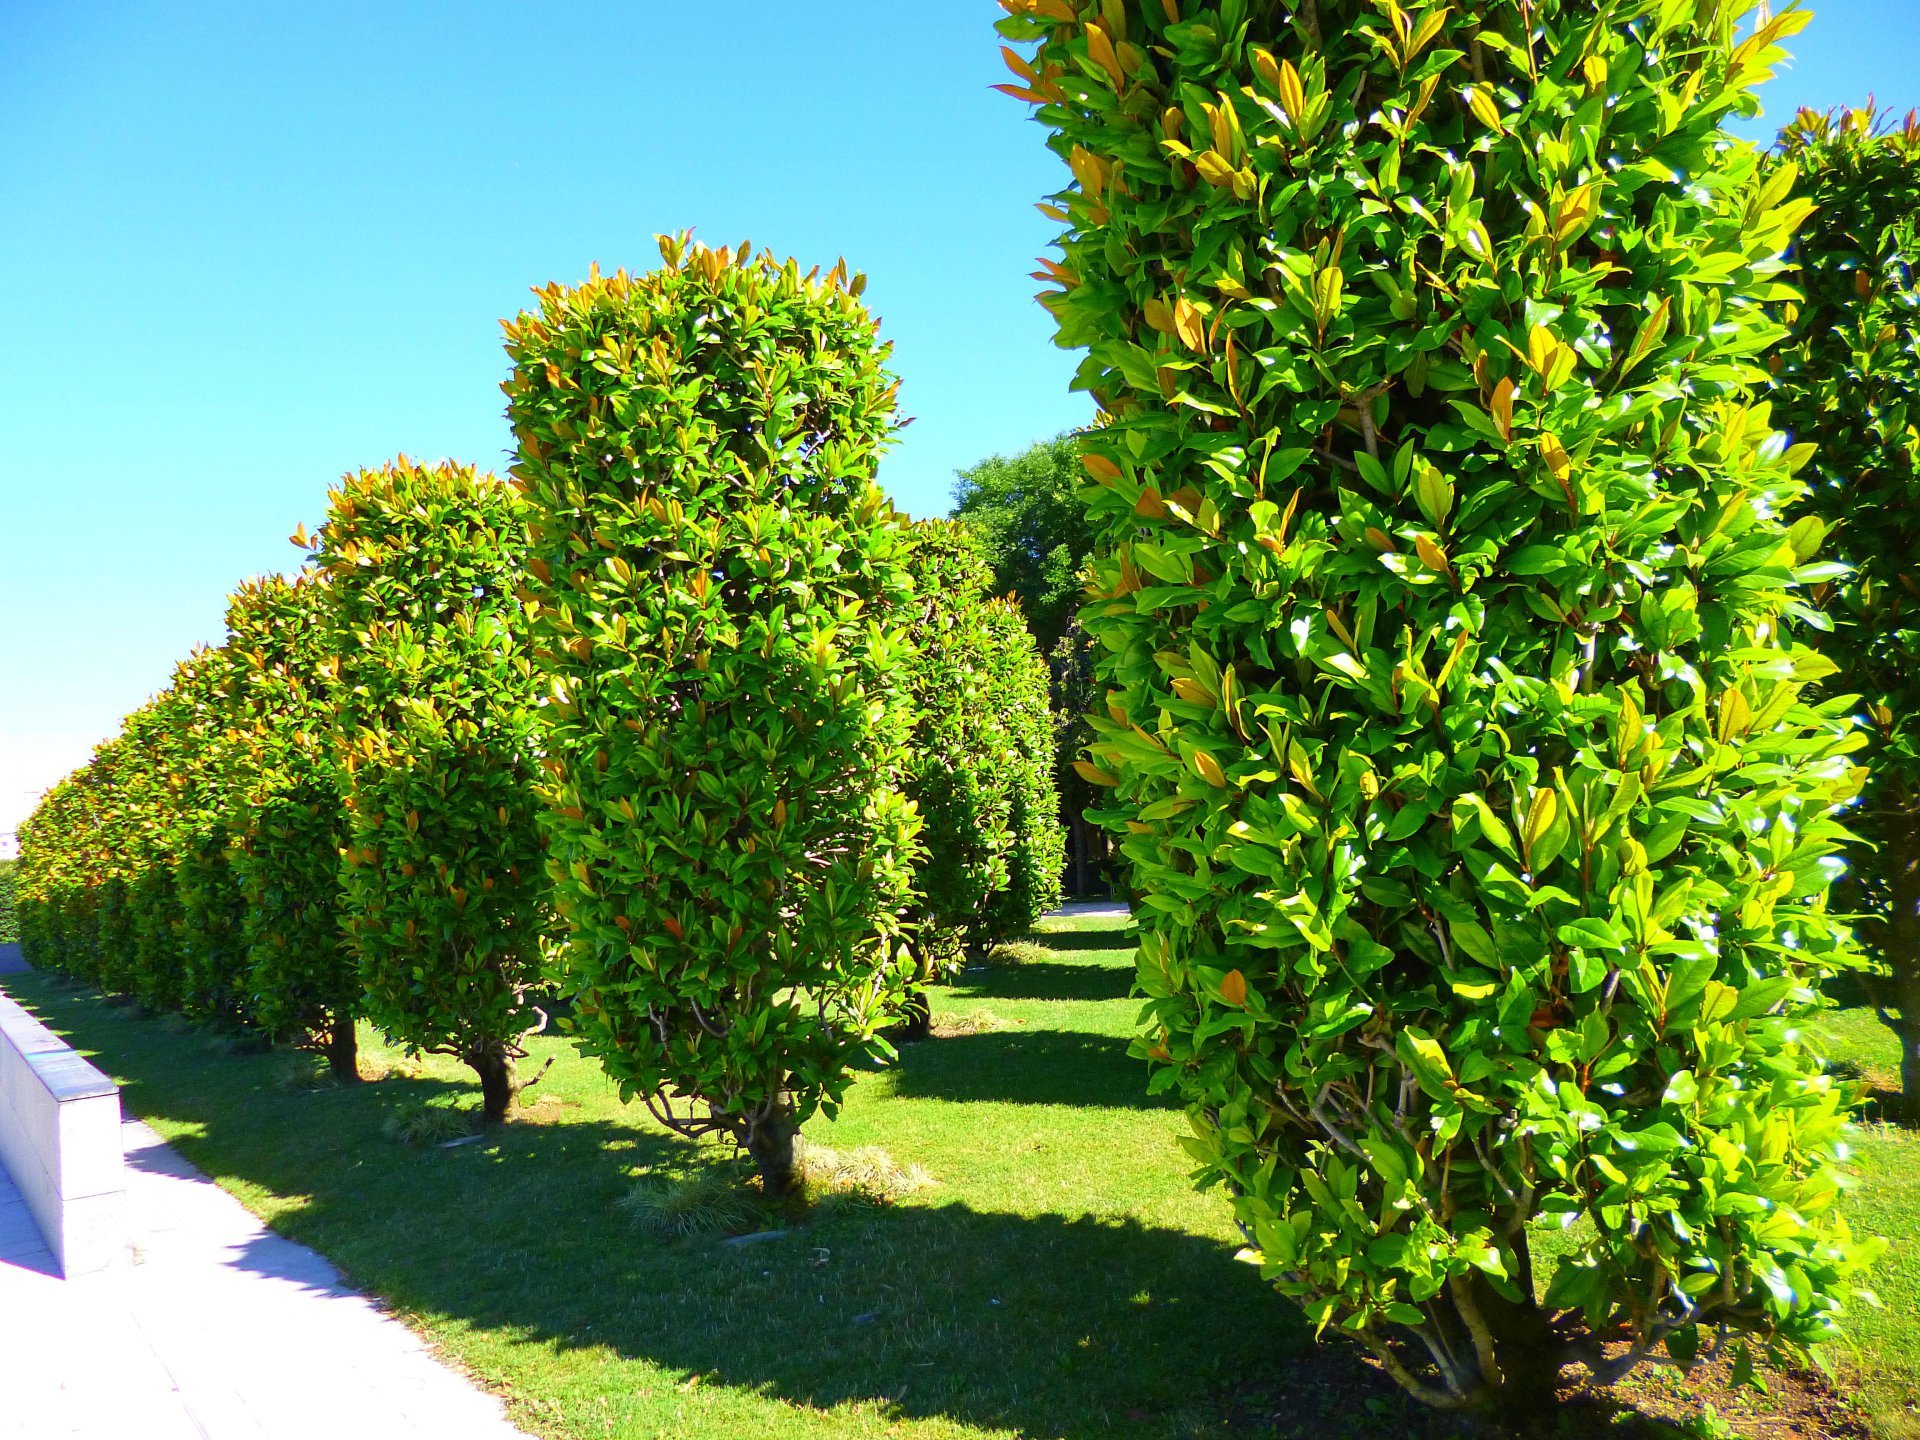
[1047,899,1130,920]
[0,1115,530,1440]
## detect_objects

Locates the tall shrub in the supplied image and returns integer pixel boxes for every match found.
[317,458,549,1122]
[981,594,1068,937]
[504,237,921,1192]
[225,573,361,1080]
[0,859,15,946]
[120,693,191,1012]
[897,520,1064,1036]
[1771,105,1920,1114]
[16,777,90,976]
[1002,0,1876,1410]
[170,643,253,1027]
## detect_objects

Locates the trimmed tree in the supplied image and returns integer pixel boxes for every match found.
[120,692,192,1013]
[225,573,361,1081]
[896,521,1065,1037]
[1771,105,1920,1114]
[980,594,1068,939]
[16,774,95,979]
[1002,0,1877,1412]
[316,458,550,1122]
[167,643,256,1027]
[504,237,922,1194]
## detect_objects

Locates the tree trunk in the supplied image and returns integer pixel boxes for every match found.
[746,1100,799,1195]
[897,986,932,1042]
[324,1014,361,1083]
[1885,813,1920,1119]
[470,1044,517,1124]
[1471,1274,1564,1419]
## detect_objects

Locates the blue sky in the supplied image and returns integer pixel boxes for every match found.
[2,1,1915,839]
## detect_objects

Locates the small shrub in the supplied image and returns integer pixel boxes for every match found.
[618,1171,765,1239]
[383,1099,477,1147]
[270,1051,345,1092]
[798,1144,934,1207]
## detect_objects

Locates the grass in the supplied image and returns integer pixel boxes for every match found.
[2,917,1916,1439]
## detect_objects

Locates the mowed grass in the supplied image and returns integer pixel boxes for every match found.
[2,917,1916,1439]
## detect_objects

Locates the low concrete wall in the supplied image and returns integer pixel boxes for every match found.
[0,989,123,1275]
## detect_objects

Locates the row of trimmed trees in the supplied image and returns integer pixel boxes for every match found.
[13,0,1920,1421]
[997,0,1915,1422]
[18,243,1061,1189]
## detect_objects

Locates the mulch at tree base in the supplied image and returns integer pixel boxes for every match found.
[1206,1336,1869,1439]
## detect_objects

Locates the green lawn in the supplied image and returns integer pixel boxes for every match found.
[4,918,1916,1439]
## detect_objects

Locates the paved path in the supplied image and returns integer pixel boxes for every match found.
[0,1115,531,1440]
[1047,899,1130,920]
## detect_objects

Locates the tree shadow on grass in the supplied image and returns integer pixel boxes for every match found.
[6,970,1731,1440]
[1018,926,1138,954]
[950,960,1135,1004]
[889,1028,1174,1111]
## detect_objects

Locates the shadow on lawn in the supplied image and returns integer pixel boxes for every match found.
[1021,926,1137,954]
[9,972,1764,1440]
[889,1027,1174,1111]
[4,972,1444,1440]
[953,960,1135,1004]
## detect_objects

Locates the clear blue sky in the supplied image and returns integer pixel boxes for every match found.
[2,1,1915,838]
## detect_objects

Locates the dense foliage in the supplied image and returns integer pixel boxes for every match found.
[1002,0,1877,1411]
[1771,104,1920,1115]
[170,644,255,1027]
[505,237,922,1191]
[224,574,360,1079]
[952,433,1097,649]
[317,459,550,1121]
[0,860,15,945]
[898,521,1065,1035]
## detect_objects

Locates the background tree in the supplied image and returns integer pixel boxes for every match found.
[1004,0,1877,1413]
[897,520,1065,1038]
[225,573,361,1081]
[951,432,1095,650]
[505,237,922,1194]
[316,458,549,1123]
[1771,104,1920,1115]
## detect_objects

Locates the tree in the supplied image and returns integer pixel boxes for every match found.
[1002,0,1878,1413]
[316,458,550,1123]
[505,237,922,1194]
[225,574,361,1081]
[1771,105,1920,1116]
[170,643,256,1028]
[897,520,1066,1038]
[120,692,192,1014]
[952,432,1096,649]
[979,595,1068,939]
